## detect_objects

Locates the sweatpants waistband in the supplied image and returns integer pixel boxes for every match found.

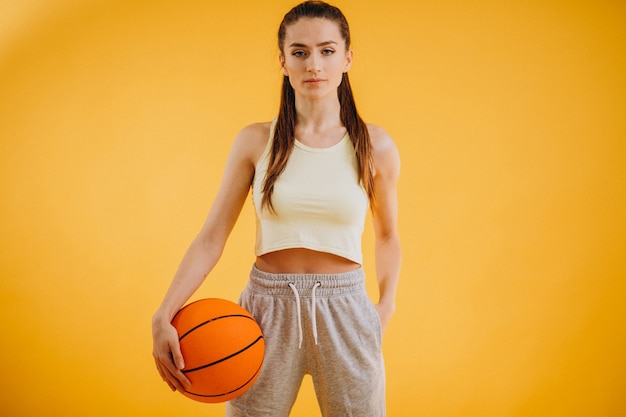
[248,265,365,298]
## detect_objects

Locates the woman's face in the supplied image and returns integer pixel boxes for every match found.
[280,17,352,100]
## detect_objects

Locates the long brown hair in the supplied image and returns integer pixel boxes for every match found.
[261,1,375,212]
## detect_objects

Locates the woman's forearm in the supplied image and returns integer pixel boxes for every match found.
[374,235,402,329]
[153,235,223,322]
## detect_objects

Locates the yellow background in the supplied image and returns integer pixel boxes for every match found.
[1,0,625,416]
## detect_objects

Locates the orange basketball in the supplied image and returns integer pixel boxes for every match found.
[171,298,265,403]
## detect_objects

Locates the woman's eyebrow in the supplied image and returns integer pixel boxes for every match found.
[289,40,338,48]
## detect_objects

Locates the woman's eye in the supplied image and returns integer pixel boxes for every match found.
[322,49,335,55]
[292,50,306,57]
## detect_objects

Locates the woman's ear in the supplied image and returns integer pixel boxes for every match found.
[279,54,288,76]
[344,49,353,73]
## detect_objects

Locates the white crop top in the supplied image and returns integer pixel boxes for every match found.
[252,121,369,264]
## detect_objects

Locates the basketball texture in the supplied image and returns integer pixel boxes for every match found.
[171,298,265,403]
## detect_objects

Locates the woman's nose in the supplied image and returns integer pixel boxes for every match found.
[307,56,321,73]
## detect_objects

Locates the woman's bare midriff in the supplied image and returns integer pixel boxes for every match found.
[255,248,360,274]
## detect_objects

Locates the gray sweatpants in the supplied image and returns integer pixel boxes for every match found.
[226,265,385,417]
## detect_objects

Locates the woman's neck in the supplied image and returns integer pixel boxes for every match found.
[294,93,343,134]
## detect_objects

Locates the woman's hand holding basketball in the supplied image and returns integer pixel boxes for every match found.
[152,315,191,392]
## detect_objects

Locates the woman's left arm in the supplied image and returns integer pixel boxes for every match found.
[369,125,402,333]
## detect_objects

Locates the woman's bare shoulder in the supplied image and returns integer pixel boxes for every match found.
[239,121,271,137]
[237,121,272,145]
[367,123,399,164]
[232,121,273,163]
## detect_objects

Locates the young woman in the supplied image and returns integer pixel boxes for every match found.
[152,1,401,415]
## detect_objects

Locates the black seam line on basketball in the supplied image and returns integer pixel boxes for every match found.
[178,314,257,341]
[182,335,264,374]
[184,359,264,398]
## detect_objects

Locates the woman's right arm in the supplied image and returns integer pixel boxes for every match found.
[151,123,269,392]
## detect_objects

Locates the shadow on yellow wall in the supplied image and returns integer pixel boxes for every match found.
[1,1,625,416]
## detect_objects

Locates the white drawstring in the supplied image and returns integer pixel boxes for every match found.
[287,281,323,349]
[311,281,322,345]
[287,282,303,349]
